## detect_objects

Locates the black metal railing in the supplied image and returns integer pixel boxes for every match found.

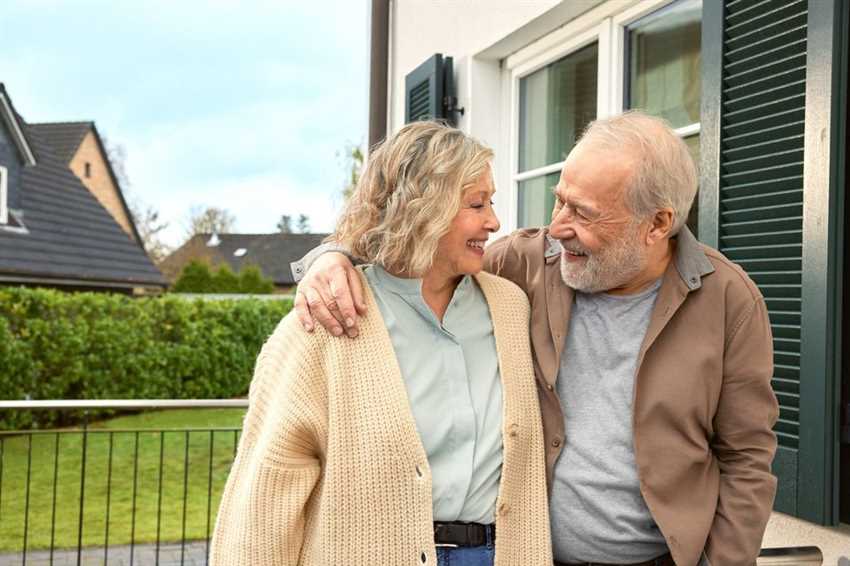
[0,399,247,566]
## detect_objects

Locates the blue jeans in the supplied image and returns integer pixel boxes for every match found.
[435,530,495,566]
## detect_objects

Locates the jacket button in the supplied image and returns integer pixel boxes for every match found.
[546,383,554,391]
[552,438,562,448]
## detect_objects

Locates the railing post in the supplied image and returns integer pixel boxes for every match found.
[76,410,89,566]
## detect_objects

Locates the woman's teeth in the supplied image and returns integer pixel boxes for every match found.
[466,240,485,249]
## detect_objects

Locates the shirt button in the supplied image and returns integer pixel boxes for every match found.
[552,438,562,448]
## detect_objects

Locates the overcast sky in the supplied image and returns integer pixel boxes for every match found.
[1,0,369,247]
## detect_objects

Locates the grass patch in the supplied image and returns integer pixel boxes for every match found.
[0,408,246,552]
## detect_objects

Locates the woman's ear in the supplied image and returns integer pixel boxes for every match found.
[646,208,675,244]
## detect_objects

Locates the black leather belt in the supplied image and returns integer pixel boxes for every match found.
[554,552,674,566]
[433,521,495,547]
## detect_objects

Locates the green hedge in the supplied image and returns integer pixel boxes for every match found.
[0,287,292,429]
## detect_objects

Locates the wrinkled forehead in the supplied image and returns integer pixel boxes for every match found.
[559,144,636,204]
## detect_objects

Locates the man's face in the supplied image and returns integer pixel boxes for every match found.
[549,143,649,293]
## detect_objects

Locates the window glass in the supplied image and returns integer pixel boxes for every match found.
[518,43,598,173]
[517,172,560,228]
[627,0,701,129]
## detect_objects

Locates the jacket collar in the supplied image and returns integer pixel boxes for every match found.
[544,226,714,290]
[673,226,715,291]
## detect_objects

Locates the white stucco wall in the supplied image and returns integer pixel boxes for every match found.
[387,0,559,136]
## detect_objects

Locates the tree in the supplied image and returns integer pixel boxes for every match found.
[297,214,310,233]
[102,134,171,263]
[276,215,292,233]
[238,265,275,294]
[172,260,214,292]
[339,142,364,200]
[128,198,171,263]
[210,264,240,293]
[185,206,236,240]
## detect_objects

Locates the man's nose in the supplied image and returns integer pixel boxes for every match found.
[549,207,575,239]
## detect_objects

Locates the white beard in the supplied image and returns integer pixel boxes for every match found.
[559,222,647,293]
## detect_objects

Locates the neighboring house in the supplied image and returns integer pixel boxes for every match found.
[0,83,165,293]
[28,120,141,244]
[161,232,329,293]
[367,0,849,558]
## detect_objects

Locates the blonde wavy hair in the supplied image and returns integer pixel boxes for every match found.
[332,121,493,276]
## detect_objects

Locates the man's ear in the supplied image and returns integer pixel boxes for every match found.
[647,208,674,244]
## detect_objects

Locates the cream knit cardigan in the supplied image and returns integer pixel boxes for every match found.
[209,271,552,565]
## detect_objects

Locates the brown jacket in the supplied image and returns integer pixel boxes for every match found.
[484,227,778,566]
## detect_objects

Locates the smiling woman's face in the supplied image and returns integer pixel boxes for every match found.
[429,169,500,280]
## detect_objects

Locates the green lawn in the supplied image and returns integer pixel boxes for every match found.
[0,408,247,552]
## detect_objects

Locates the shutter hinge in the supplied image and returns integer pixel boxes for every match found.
[443,95,464,119]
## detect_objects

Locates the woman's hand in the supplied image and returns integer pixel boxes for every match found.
[294,252,366,338]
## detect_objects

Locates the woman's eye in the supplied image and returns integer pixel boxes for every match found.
[470,202,484,209]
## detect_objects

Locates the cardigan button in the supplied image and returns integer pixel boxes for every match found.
[415,464,423,478]
[421,551,427,563]
[552,438,562,448]
[509,423,519,437]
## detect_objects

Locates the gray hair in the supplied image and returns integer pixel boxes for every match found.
[577,111,697,235]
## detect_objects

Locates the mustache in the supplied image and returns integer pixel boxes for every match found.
[561,242,590,256]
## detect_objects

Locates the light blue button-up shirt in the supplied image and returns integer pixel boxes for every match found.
[364,265,503,524]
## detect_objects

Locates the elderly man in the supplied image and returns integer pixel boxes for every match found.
[291,112,778,566]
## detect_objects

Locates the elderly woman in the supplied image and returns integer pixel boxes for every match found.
[210,121,551,566]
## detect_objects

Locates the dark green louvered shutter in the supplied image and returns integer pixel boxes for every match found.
[404,54,462,126]
[702,0,846,524]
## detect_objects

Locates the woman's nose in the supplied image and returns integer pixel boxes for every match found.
[485,208,500,232]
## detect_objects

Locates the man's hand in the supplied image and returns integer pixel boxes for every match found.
[294,252,366,338]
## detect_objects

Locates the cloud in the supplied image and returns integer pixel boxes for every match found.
[2,0,369,250]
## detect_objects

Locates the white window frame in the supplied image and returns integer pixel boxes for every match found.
[0,165,8,225]
[502,0,701,231]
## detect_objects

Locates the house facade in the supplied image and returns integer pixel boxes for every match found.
[0,84,165,293]
[368,0,849,559]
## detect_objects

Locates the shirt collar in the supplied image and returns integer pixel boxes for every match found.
[369,264,473,298]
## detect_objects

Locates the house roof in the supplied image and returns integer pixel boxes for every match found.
[0,83,36,166]
[29,121,145,246]
[160,232,330,286]
[27,121,92,163]
[0,118,166,289]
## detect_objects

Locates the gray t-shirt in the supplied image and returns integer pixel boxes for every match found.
[550,279,669,563]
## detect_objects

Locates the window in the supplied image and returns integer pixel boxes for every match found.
[515,42,598,228]
[507,0,701,232]
[625,0,701,233]
[0,165,7,225]
[84,162,92,178]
